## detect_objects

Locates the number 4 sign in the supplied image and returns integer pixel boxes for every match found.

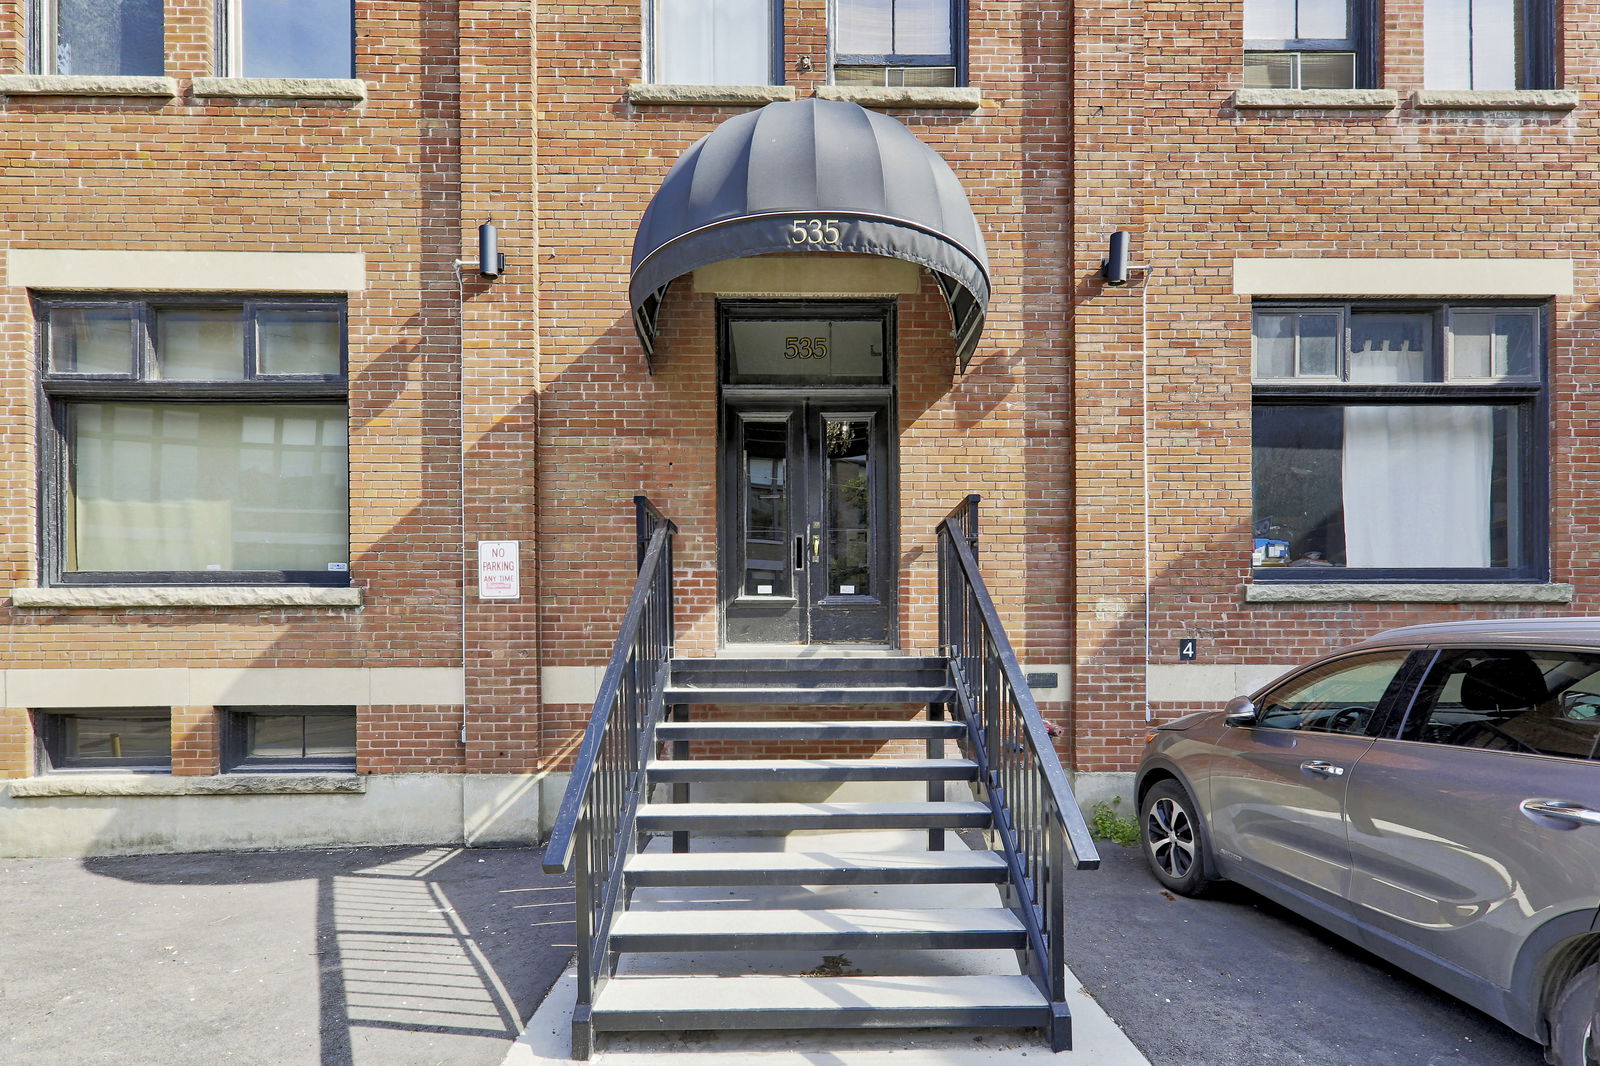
[478,541,520,599]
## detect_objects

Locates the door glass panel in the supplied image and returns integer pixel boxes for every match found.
[1405,649,1600,760]
[825,417,872,597]
[727,319,887,384]
[1254,652,1411,735]
[741,416,791,597]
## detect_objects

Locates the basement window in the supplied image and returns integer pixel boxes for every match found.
[39,709,171,772]
[224,707,356,772]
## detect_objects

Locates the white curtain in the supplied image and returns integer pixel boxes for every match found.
[1342,406,1493,568]
[1425,0,1518,90]
[656,0,771,85]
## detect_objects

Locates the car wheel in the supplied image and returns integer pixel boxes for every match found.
[1139,779,1217,897]
[1548,962,1599,1066]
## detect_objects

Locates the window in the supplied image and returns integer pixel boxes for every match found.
[39,297,349,586]
[39,709,171,771]
[1253,652,1412,735]
[1404,649,1600,760]
[833,0,961,87]
[1424,0,1555,90]
[32,0,164,75]
[224,707,356,772]
[653,0,776,85]
[1251,302,1545,580]
[221,0,354,78]
[1243,0,1374,89]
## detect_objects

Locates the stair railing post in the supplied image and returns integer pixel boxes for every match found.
[572,815,596,1059]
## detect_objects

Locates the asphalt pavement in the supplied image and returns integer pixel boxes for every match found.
[1062,838,1546,1066]
[0,840,1549,1066]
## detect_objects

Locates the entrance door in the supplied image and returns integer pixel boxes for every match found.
[723,399,894,644]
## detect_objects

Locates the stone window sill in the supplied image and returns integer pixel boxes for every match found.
[10,586,363,609]
[814,85,982,110]
[627,83,796,106]
[1233,88,1400,110]
[8,773,365,798]
[1244,582,1574,604]
[0,74,177,98]
[1412,89,1578,111]
[191,77,367,101]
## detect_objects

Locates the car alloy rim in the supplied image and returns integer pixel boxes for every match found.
[1147,796,1195,878]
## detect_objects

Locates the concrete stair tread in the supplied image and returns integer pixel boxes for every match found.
[645,758,977,781]
[638,800,988,817]
[663,685,956,704]
[624,850,1006,874]
[612,907,1022,937]
[656,719,964,739]
[592,974,1048,1020]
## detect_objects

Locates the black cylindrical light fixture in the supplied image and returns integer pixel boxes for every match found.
[1102,230,1131,285]
[478,221,506,278]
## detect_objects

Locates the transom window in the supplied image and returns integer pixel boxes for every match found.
[1423,0,1555,90]
[652,0,776,85]
[39,297,350,587]
[221,0,354,79]
[833,0,961,87]
[1251,302,1546,580]
[1243,0,1373,89]
[32,0,164,75]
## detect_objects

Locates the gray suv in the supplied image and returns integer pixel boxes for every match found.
[1136,618,1600,1066]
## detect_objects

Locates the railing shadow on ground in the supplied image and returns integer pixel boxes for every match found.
[79,844,574,1066]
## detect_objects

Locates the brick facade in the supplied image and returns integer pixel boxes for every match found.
[0,0,1594,850]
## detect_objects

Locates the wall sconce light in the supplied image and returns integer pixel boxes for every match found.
[1101,230,1148,286]
[457,221,506,279]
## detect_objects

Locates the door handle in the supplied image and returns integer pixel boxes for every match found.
[1520,799,1600,829]
[1299,760,1345,778]
[810,521,821,563]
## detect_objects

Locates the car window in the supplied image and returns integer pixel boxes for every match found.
[1401,648,1600,760]
[1254,651,1412,736]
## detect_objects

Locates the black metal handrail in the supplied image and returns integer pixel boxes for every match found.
[937,494,1099,1048]
[543,496,676,1059]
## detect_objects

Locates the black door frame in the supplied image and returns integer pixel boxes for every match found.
[716,300,899,647]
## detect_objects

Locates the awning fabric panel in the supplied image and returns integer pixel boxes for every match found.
[629,99,991,368]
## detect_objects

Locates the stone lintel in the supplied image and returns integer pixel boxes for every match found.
[1233,88,1400,110]
[627,83,797,106]
[10,587,363,609]
[1244,582,1575,604]
[0,75,177,97]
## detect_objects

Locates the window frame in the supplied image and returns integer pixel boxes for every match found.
[647,0,786,86]
[1251,299,1549,585]
[1244,0,1381,89]
[37,708,173,773]
[222,706,357,773]
[28,0,166,76]
[215,0,356,79]
[35,294,351,589]
[830,0,967,87]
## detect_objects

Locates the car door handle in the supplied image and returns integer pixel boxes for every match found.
[1300,760,1346,778]
[1520,799,1600,829]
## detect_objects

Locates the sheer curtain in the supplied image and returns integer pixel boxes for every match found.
[1342,405,1493,568]
[1424,0,1519,89]
[656,0,771,84]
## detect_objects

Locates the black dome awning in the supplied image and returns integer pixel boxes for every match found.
[629,98,991,369]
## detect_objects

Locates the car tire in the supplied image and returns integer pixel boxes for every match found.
[1139,779,1218,897]
[1548,962,1599,1066]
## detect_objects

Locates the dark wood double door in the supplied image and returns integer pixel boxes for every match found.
[721,397,894,645]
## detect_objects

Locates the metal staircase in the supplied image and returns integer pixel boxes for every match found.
[544,497,1099,1058]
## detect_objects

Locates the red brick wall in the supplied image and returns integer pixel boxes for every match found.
[1070,0,1600,769]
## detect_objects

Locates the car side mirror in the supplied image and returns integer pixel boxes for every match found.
[1224,695,1258,726]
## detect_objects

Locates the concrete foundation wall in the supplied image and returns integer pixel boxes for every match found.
[0,772,571,858]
